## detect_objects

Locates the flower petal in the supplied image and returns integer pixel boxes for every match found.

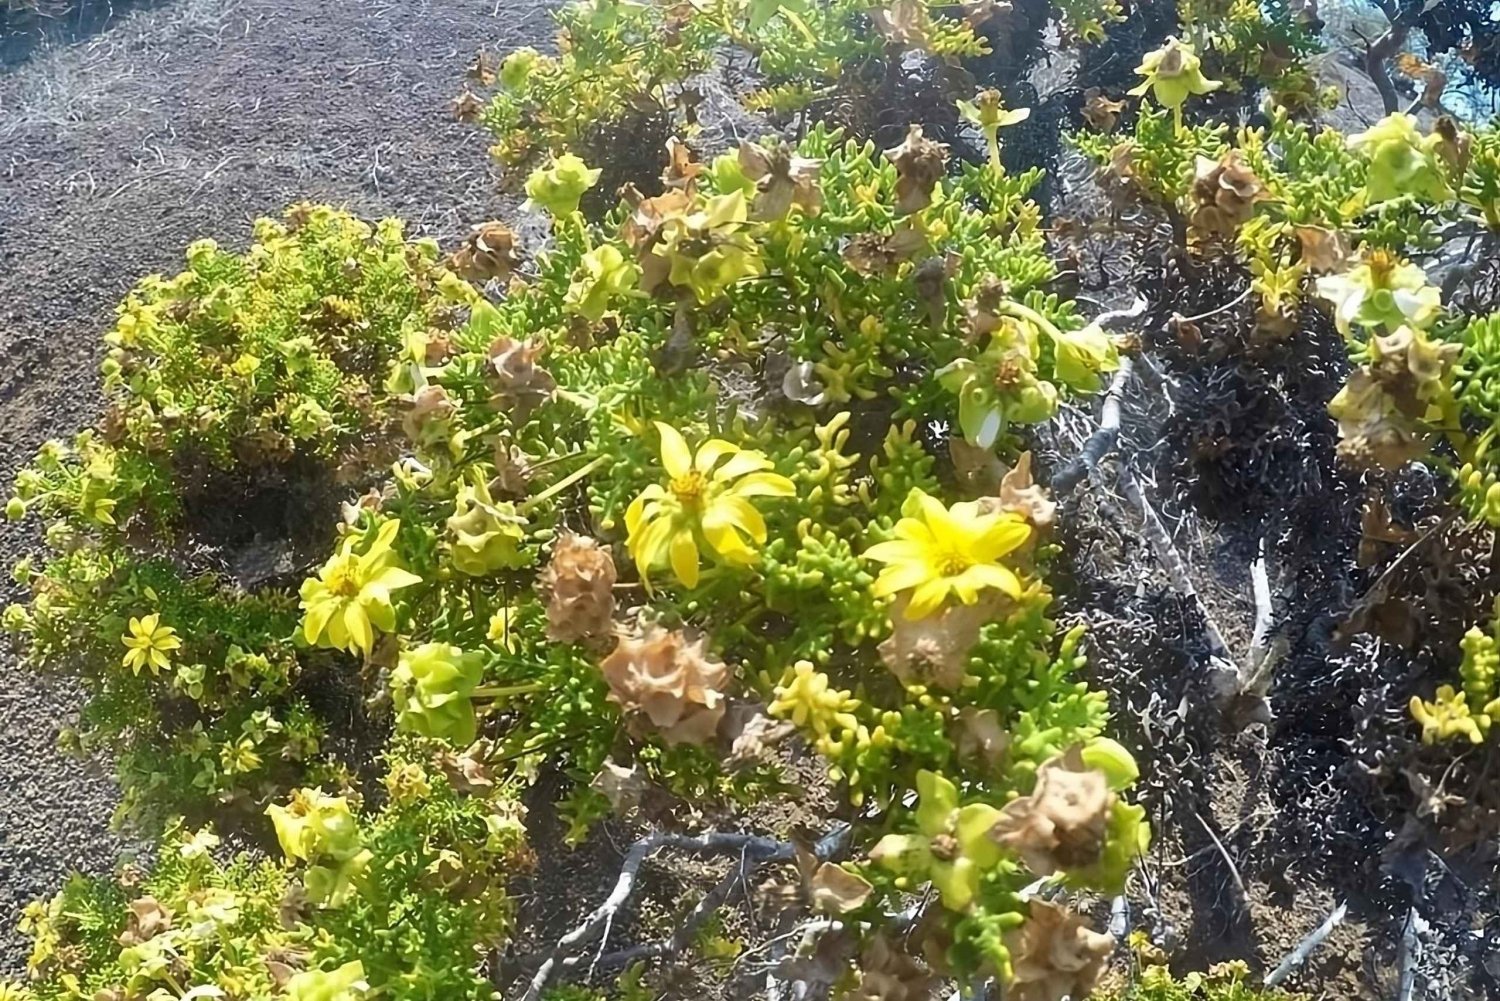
[730,471,795,497]
[304,598,339,646]
[711,448,772,482]
[343,602,374,654]
[872,560,935,598]
[655,422,692,479]
[906,578,951,619]
[669,530,701,587]
[960,562,1023,599]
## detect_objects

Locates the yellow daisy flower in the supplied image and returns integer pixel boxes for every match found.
[121,613,182,676]
[299,519,422,655]
[624,422,795,588]
[865,488,1030,620]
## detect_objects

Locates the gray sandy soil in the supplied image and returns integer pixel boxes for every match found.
[0,0,547,966]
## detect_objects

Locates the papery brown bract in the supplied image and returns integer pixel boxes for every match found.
[991,747,1113,875]
[538,533,617,645]
[486,336,556,422]
[451,221,522,282]
[1003,900,1114,1001]
[597,626,730,745]
[884,126,949,215]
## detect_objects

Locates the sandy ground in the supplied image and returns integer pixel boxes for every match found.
[0,0,546,965]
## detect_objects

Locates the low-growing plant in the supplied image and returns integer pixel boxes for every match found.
[13,756,528,1001]
[464,0,1127,185]
[3,204,480,829]
[7,114,1147,996]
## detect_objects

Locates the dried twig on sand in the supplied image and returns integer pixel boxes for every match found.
[519,825,848,1000]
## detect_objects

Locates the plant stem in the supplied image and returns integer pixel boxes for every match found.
[473,681,544,700]
[520,454,608,514]
[997,299,1065,342]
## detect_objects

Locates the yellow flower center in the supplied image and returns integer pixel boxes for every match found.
[1367,249,1398,285]
[670,471,709,505]
[325,554,363,598]
[993,356,1027,391]
[938,553,972,578]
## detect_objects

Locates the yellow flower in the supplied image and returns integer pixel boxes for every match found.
[299,519,422,655]
[121,613,182,676]
[865,488,1030,620]
[487,605,519,650]
[624,422,795,588]
[1128,36,1221,111]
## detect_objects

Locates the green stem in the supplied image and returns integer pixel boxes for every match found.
[473,681,544,700]
[985,130,1002,176]
[780,7,819,46]
[519,454,608,515]
[997,300,1065,343]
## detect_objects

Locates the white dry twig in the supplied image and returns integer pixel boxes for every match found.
[521,826,848,1000]
[1397,904,1427,1001]
[1264,901,1347,987]
[1241,535,1288,699]
[1051,297,1148,493]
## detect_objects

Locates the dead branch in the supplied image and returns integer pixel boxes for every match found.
[520,830,788,1000]
[1052,297,1148,493]
[522,825,849,999]
[1263,901,1348,987]
[1397,904,1427,1001]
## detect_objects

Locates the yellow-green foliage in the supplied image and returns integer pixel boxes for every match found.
[9,122,1147,992]
[476,0,995,171]
[17,763,526,1001]
[1101,954,1300,1001]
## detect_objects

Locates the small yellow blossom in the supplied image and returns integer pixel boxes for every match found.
[625,422,795,588]
[121,613,182,676]
[1129,37,1221,111]
[865,488,1030,619]
[487,605,519,650]
[299,519,422,655]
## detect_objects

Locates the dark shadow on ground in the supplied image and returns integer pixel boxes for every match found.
[1,0,173,68]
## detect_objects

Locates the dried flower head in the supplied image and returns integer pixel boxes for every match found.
[878,592,997,690]
[598,626,730,745]
[1081,88,1127,132]
[739,139,823,220]
[991,746,1113,875]
[872,0,930,48]
[884,126,949,215]
[1327,369,1430,470]
[538,533,617,644]
[1189,150,1268,237]
[1004,900,1114,1001]
[450,90,485,122]
[117,897,173,947]
[490,439,533,499]
[398,384,457,446]
[486,335,556,421]
[1294,225,1350,273]
[982,452,1056,533]
[851,933,936,1001]
[451,221,521,282]
[434,743,496,795]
